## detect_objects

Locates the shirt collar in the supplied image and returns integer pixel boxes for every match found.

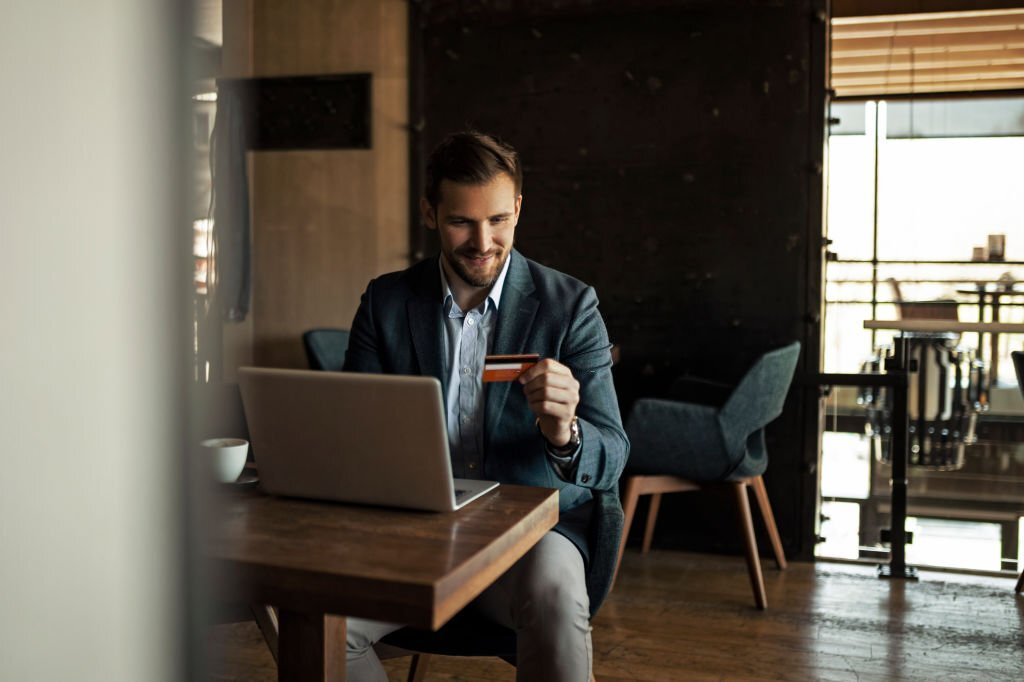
[439,252,512,315]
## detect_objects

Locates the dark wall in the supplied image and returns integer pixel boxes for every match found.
[413,0,827,558]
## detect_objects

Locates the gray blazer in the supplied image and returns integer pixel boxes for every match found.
[343,249,629,557]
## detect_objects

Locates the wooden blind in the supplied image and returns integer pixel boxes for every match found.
[832,8,1024,97]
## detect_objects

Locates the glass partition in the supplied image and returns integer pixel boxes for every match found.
[818,96,1024,575]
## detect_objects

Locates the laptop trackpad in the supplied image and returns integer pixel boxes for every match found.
[453,478,500,509]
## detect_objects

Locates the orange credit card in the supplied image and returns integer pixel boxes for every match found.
[482,354,540,383]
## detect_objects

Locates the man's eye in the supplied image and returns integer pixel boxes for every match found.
[492,217,508,223]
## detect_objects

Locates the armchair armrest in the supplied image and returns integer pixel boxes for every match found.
[586,489,623,617]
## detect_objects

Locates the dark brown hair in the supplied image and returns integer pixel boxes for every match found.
[424,131,523,208]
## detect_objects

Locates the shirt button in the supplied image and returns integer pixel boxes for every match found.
[463,367,471,375]
[581,473,591,483]
[468,462,477,470]
[467,318,475,326]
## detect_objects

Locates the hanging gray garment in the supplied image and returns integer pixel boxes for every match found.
[212,85,251,322]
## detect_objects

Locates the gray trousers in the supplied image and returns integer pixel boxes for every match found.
[346,531,592,681]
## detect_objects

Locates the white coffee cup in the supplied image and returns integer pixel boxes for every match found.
[200,438,249,483]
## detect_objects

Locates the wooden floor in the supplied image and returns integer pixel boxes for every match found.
[207,551,1024,681]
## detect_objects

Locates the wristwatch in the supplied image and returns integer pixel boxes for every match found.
[541,415,581,456]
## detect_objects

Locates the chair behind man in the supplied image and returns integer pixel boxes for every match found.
[302,328,350,371]
[613,341,801,609]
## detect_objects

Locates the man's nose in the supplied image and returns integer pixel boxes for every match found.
[470,223,493,252]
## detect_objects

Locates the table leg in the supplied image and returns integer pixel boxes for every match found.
[990,296,1001,384]
[278,609,346,681]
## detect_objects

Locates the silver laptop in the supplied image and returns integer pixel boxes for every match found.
[237,367,498,511]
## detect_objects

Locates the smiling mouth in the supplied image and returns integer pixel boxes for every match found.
[461,253,496,266]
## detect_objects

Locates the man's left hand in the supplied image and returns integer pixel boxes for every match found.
[519,358,580,447]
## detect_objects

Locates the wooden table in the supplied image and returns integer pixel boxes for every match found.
[208,485,559,681]
[863,320,1024,334]
[955,284,1023,322]
[864,319,1024,384]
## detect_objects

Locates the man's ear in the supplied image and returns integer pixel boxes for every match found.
[420,197,437,230]
[514,194,523,224]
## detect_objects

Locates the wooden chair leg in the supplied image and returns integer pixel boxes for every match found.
[613,476,642,590]
[251,604,279,663]
[750,475,787,570]
[408,653,430,682]
[641,493,662,554]
[733,482,768,610]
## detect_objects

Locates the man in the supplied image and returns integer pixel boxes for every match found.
[343,131,628,681]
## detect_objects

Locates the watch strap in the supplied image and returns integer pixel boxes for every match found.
[540,415,580,456]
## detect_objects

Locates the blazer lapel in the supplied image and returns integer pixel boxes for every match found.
[485,251,539,448]
[407,263,446,399]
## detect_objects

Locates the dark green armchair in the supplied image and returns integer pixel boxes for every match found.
[614,341,801,609]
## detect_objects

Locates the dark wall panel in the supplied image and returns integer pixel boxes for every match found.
[415,0,826,558]
[218,75,372,151]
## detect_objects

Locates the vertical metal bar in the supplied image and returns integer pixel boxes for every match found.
[881,335,918,579]
[870,101,881,350]
[889,336,909,574]
[916,343,927,464]
[990,293,1001,384]
[808,0,830,562]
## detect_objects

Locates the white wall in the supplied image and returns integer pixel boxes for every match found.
[0,2,187,680]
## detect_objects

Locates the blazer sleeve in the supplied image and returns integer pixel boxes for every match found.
[560,286,629,492]
[343,278,384,374]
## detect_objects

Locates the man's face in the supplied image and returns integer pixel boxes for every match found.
[422,174,522,290]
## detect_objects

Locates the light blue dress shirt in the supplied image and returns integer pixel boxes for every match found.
[439,256,581,482]
[440,256,509,479]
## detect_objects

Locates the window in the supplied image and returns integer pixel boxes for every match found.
[818,95,1024,574]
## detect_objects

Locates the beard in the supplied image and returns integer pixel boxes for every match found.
[445,246,510,289]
